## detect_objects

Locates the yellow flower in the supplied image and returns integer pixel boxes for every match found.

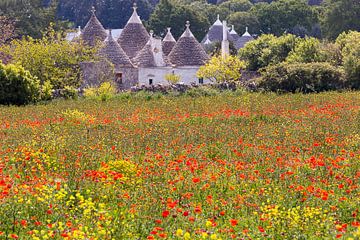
[206,220,212,228]
[210,233,218,239]
[176,229,183,237]
[184,232,191,240]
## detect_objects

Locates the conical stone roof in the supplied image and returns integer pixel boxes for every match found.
[98,29,133,67]
[201,15,232,44]
[118,3,150,60]
[236,27,254,49]
[230,25,241,49]
[168,22,209,66]
[81,7,108,46]
[162,28,176,56]
[133,40,155,67]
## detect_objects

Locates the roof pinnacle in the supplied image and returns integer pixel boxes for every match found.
[186,21,190,29]
[91,6,96,14]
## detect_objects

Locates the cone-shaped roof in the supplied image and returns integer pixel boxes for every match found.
[133,40,155,67]
[201,15,232,44]
[230,25,241,49]
[81,7,108,46]
[99,29,133,67]
[162,28,176,56]
[236,27,254,49]
[118,3,150,59]
[168,21,209,66]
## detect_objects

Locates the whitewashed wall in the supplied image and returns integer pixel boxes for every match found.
[138,66,211,86]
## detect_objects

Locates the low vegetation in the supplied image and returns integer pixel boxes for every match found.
[0,92,359,239]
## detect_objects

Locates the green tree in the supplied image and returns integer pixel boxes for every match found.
[147,0,210,40]
[0,0,67,38]
[218,0,253,12]
[336,31,360,88]
[1,25,96,89]
[286,37,325,63]
[250,0,319,36]
[227,11,261,35]
[239,34,298,71]
[322,0,360,40]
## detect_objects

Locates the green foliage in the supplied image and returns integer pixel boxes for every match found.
[1,25,95,90]
[258,62,345,93]
[185,86,220,97]
[83,82,116,101]
[0,62,40,105]
[147,0,210,40]
[286,37,324,63]
[227,11,261,36]
[218,0,253,12]
[197,55,245,83]
[336,31,360,89]
[60,86,79,100]
[250,0,318,36]
[322,0,360,40]
[0,0,69,38]
[239,34,297,71]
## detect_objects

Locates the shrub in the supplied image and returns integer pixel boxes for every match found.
[197,55,245,83]
[0,25,95,90]
[239,34,297,71]
[165,73,181,85]
[83,82,116,101]
[336,31,360,89]
[258,62,345,93]
[286,37,324,63]
[0,63,40,105]
[60,86,78,100]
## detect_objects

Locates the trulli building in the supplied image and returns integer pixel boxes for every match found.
[77,4,249,90]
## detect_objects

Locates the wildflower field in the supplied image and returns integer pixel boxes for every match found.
[0,92,359,240]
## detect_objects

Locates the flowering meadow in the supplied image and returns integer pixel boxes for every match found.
[0,92,359,240]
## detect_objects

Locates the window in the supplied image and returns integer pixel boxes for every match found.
[199,78,204,84]
[149,79,153,85]
[115,73,123,84]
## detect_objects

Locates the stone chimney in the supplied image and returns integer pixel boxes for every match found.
[221,20,230,59]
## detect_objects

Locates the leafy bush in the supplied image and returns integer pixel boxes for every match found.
[0,25,95,90]
[258,62,345,93]
[239,34,297,71]
[0,63,40,105]
[286,37,325,63]
[197,55,245,83]
[60,86,78,100]
[185,86,220,97]
[83,82,116,101]
[336,31,360,89]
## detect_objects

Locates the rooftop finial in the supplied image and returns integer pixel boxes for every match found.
[133,2,137,11]
[91,6,96,14]
[232,25,235,31]
[109,29,112,36]
[246,26,248,32]
[217,14,220,20]
[150,30,154,38]
[167,27,171,32]
[186,21,190,29]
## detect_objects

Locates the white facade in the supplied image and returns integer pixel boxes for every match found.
[138,66,211,86]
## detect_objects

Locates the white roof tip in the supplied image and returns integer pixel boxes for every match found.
[242,27,251,37]
[213,14,222,26]
[181,21,194,38]
[230,25,237,35]
[204,35,212,45]
[128,3,142,24]
[163,27,176,42]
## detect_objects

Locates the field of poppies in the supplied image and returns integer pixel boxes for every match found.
[0,91,359,239]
